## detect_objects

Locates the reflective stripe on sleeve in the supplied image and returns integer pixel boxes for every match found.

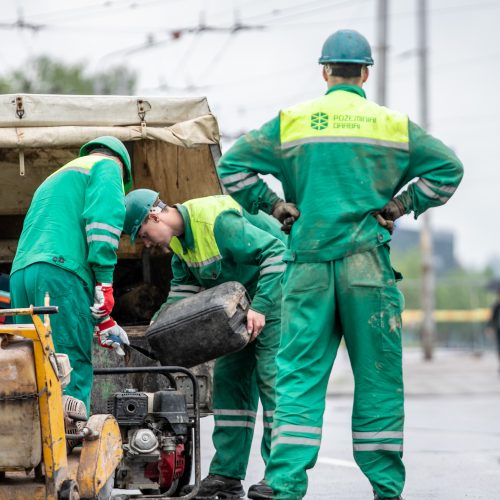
[263,422,273,429]
[86,235,119,248]
[415,179,449,203]
[261,255,284,267]
[281,136,409,151]
[225,175,260,194]
[221,172,255,185]
[263,410,275,417]
[260,264,286,276]
[422,179,457,195]
[85,222,122,237]
[352,431,403,440]
[353,443,403,452]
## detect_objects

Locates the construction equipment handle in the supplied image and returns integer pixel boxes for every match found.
[0,305,59,317]
[32,306,59,315]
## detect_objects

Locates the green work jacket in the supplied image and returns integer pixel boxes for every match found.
[11,155,125,291]
[159,195,286,319]
[217,85,464,262]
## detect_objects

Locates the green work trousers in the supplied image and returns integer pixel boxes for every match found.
[266,245,405,499]
[209,315,281,479]
[10,263,95,412]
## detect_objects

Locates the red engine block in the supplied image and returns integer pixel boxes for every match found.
[144,443,186,490]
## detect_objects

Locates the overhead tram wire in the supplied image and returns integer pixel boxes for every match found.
[266,0,500,27]
[240,0,369,24]
[0,0,173,25]
[100,11,266,61]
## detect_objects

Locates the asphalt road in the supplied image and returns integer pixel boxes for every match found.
[198,392,500,499]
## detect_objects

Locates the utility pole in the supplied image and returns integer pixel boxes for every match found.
[376,0,389,105]
[417,0,435,360]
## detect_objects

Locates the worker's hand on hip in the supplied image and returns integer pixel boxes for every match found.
[375,213,395,234]
[95,316,129,356]
[90,282,115,319]
[246,309,266,342]
[374,198,406,234]
[272,200,300,234]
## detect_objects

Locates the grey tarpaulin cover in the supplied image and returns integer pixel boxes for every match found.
[0,93,220,149]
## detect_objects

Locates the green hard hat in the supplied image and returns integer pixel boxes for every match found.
[123,188,159,242]
[80,136,133,193]
[319,29,374,66]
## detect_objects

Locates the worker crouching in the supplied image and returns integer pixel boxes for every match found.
[123,189,287,499]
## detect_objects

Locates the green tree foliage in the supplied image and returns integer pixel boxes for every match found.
[0,55,137,95]
[391,248,494,310]
[391,248,422,309]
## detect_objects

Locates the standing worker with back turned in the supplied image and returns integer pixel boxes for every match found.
[217,30,463,500]
[10,136,132,414]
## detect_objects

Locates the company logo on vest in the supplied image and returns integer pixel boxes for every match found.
[310,112,328,130]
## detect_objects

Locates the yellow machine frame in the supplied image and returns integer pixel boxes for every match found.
[0,305,122,500]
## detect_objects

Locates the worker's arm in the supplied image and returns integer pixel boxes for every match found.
[214,211,286,317]
[393,120,464,219]
[151,255,202,323]
[217,116,284,215]
[83,158,125,284]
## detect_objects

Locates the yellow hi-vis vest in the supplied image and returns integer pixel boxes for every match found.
[169,195,241,268]
[280,89,409,151]
[48,156,125,192]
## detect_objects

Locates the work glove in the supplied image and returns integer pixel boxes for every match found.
[95,316,129,356]
[90,282,115,319]
[272,200,300,234]
[375,198,406,234]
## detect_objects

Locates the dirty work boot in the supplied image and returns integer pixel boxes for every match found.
[247,479,274,499]
[194,474,245,499]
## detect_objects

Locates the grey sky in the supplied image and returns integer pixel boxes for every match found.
[1,0,499,267]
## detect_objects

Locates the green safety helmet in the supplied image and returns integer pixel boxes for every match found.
[80,136,133,193]
[318,29,374,66]
[123,188,160,242]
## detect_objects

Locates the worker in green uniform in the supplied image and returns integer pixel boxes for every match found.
[123,189,286,499]
[217,29,464,500]
[10,136,133,413]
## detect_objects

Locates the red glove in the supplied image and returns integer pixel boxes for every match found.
[90,282,115,319]
[95,316,129,356]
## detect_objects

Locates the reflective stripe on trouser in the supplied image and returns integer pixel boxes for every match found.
[209,315,280,479]
[10,262,95,412]
[266,245,405,500]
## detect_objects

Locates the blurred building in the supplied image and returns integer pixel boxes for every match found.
[486,255,500,278]
[390,227,459,275]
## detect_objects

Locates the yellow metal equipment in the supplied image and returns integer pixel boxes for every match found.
[0,306,122,500]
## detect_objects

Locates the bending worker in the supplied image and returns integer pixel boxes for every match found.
[217,30,464,500]
[123,190,286,500]
[10,136,132,413]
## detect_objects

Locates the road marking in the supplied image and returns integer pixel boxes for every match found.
[317,457,357,468]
